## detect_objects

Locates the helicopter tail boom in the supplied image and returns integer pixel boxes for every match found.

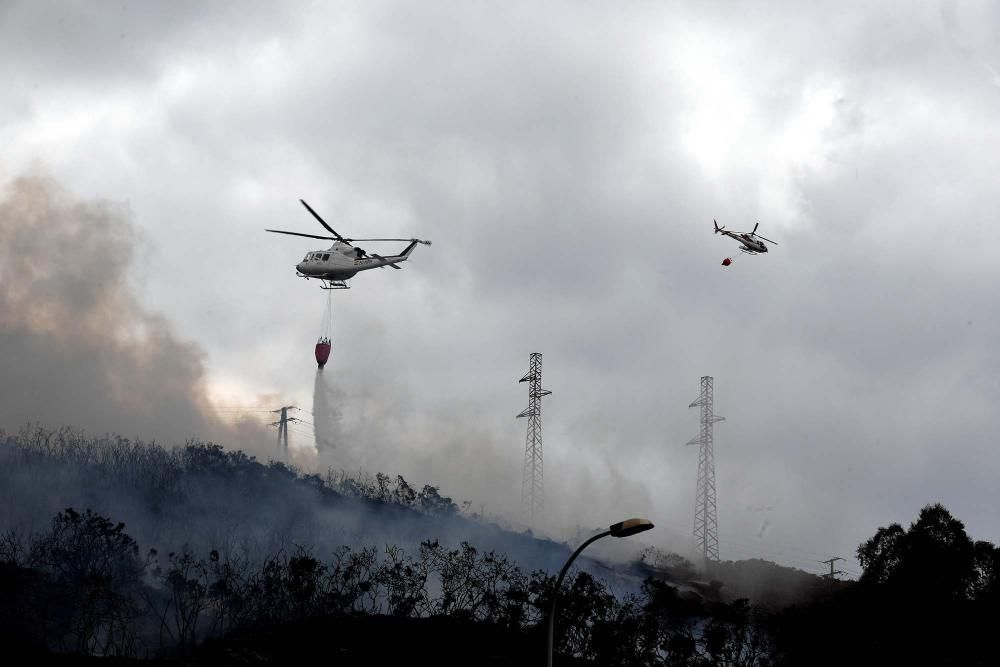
[371,240,422,268]
[399,240,420,257]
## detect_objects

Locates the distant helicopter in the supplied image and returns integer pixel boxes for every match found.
[714,220,778,255]
[267,200,432,290]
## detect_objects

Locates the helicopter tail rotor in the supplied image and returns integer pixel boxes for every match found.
[714,220,723,234]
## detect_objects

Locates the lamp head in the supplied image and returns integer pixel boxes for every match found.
[609,518,654,538]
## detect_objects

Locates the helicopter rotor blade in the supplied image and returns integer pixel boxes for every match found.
[266,229,336,241]
[344,238,432,245]
[343,237,417,242]
[299,200,351,245]
[752,222,759,235]
[756,234,778,245]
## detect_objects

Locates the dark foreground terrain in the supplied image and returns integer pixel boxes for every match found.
[2,427,998,665]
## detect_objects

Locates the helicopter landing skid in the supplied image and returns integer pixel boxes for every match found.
[296,272,350,289]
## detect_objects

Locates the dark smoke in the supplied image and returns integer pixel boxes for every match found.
[0,175,270,452]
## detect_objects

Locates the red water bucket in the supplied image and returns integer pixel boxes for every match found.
[315,340,332,368]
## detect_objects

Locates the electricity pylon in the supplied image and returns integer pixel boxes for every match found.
[518,353,551,522]
[686,376,724,562]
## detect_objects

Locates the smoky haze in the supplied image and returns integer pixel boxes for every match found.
[0,173,664,560]
[3,1,1000,579]
[0,175,654,588]
[0,176,272,456]
[311,364,664,556]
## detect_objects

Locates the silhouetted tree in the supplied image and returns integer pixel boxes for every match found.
[378,544,430,617]
[29,508,146,655]
[418,485,458,515]
[328,545,381,614]
[970,540,1000,602]
[205,548,252,637]
[858,503,975,600]
[149,550,211,651]
[700,598,771,667]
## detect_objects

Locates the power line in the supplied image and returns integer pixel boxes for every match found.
[718,542,834,572]
[720,538,862,576]
[722,534,862,566]
[634,512,863,575]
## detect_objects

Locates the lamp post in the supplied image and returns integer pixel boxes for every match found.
[546,518,654,667]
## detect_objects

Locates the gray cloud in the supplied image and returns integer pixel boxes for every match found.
[2,1,1000,576]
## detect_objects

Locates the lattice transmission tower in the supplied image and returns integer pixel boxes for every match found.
[686,376,725,562]
[517,353,551,522]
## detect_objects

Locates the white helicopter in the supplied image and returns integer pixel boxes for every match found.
[714,220,778,255]
[267,200,432,289]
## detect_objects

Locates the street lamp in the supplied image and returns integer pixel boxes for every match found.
[546,518,654,667]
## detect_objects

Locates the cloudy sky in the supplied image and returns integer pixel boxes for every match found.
[3,0,999,576]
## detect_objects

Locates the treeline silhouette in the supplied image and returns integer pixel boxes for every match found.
[1,426,998,665]
[1,507,546,656]
[1,506,779,663]
[0,425,576,573]
[3,424,461,516]
[772,502,1000,666]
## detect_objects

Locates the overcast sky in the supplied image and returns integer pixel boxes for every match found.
[2,0,999,576]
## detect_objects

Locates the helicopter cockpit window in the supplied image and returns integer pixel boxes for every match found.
[322,254,330,261]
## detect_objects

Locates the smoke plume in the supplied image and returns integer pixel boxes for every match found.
[0,175,270,452]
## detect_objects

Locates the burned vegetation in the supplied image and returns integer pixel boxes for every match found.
[1,426,998,665]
